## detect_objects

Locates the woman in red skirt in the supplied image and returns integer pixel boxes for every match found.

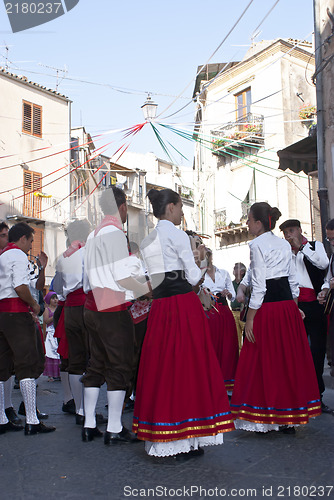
[203,250,239,392]
[231,202,321,433]
[133,189,234,459]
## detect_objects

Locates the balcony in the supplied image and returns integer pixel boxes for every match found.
[212,113,264,154]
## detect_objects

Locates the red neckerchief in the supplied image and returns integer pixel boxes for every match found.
[292,236,308,255]
[63,240,85,258]
[94,215,122,236]
[1,242,21,254]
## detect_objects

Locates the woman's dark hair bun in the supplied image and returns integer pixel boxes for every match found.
[147,188,180,218]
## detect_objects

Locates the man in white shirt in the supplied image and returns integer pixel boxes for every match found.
[82,187,150,444]
[0,222,55,435]
[280,219,331,413]
[318,218,334,382]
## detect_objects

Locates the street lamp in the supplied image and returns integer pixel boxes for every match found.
[141,94,158,121]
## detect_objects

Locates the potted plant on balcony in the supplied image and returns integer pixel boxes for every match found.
[299,104,316,128]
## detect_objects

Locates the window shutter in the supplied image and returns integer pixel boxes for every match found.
[23,101,32,134]
[33,105,42,137]
[23,170,42,217]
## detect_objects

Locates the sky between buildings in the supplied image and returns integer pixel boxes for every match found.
[0,0,314,167]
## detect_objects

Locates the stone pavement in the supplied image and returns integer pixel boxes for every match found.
[1,368,334,500]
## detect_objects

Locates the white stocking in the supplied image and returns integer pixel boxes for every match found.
[107,390,125,433]
[69,374,83,415]
[4,376,14,409]
[20,378,39,425]
[60,371,73,403]
[0,382,9,425]
[83,387,99,428]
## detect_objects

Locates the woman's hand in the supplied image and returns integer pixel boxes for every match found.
[220,288,232,300]
[298,308,305,320]
[245,318,255,343]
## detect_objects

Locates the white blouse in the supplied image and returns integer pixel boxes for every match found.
[0,248,30,300]
[140,220,202,286]
[247,231,299,310]
[203,267,236,301]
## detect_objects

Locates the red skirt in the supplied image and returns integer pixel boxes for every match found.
[133,291,234,442]
[206,303,239,391]
[230,300,321,426]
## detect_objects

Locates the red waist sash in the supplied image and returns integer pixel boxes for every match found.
[298,287,317,302]
[85,289,129,312]
[0,298,30,313]
[65,288,86,307]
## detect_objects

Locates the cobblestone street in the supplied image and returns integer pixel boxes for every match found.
[1,367,334,500]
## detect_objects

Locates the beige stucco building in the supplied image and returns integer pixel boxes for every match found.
[193,39,316,272]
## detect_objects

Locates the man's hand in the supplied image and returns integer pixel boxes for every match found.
[236,284,246,304]
[317,289,329,305]
[36,251,48,269]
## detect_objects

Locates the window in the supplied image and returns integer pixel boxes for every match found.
[235,88,251,123]
[23,170,42,217]
[22,100,42,138]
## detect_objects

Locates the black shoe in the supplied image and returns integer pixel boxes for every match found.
[24,422,56,435]
[18,402,48,420]
[62,399,76,415]
[82,427,103,442]
[104,426,138,445]
[321,402,334,414]
[76,413,108,426]
[175,447,205,462]
[0,421,24,434]
[5,407,22,425]
[96,413,107,424]
[279,425,296,434]
[76,414,84,426]
[123,400,135,413]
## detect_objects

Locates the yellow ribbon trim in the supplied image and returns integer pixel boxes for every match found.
[133,420,234,436]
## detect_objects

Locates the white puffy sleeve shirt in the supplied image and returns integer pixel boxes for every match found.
[203,268,236,301]
[0,248,30,300]
[84,225,133,293]
[55,247,85,299]
[248,231,299,310]
[140,220,201,287]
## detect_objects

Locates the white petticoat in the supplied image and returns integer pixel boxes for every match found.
[234,419,297,433]
[145,433,225,457]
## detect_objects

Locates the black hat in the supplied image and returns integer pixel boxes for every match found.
[279,219,301,231]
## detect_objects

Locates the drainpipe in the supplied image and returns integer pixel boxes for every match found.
[313,0,329,246]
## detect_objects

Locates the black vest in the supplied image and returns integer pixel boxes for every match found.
[303,241,328,295]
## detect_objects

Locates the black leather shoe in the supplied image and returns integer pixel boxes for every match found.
[5,407,22,425]
[24,422,56,435]
[104,426,139,445]
[279,425,296,434]
[18,402,48,420]
[321,402,334,414]
[96,413,107,424]
[62,399,76,415]
[82,427,103,442]
[0,421,24,434]
[75,414,84,426]
[76,413,108,426]
[175,447,204,462]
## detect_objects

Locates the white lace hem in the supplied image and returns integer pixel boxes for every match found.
[234,419,279,433]
[145,433,225,457]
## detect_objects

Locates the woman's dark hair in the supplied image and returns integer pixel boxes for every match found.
[147,189,180,218]
[99,186,126,215]
[326,218,334,231]
[8,222,34,242]
[249,202,281,231]
[65,219,91,244]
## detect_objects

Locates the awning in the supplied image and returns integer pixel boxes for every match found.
[277,136,317,174]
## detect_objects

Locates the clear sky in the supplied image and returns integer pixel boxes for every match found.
[0,0,314,166]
